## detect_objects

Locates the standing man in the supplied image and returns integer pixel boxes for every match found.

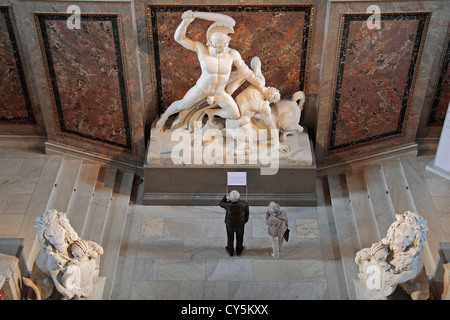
[219,190,249,256]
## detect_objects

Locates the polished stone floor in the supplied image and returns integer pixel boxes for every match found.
[111,204,331,300]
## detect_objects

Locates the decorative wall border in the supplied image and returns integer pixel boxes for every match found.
[147,4,314,116]
[35,13,133,153]
[0,6,35,124]
[327,12,430,154]
[428,26,450,126]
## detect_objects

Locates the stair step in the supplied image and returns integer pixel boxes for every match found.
[399,156,447,275]
[80,167,117,244]
[111,203,141,300]
[380,159,417,214]
[46,159,82,213]
[381,158,438,276]
[99,171,134,300]
[17,154,65,272]
[66,163,101,233]
[327,173,359,300]
[362,165,396,237]
[345,169,381,248]
[315,177,349,299]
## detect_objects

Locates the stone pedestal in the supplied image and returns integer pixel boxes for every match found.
[143,127,317,206]
[432,242,450,300]
[81,276,105,300]
[0,238,27,279]
[0,253,21,300]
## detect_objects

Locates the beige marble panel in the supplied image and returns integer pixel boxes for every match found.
[0,194,8,213]
[0,159,23,176]
[3,194,32,214]
[130,280,180,300]
[433,196,450,214]
[132,258,158,281]
[280,239,324,260]
[253,259,302,281]
[206,218,227,238]
[0,213,23,234]
[162,217,209,238]
[296,218,319,239]
[299,259,327,282]
[179,280,229,300]
[426,177,450,197]
[278,281,328,300]
[156,258,206,281]
[19,158,45,176]
[140,217,164,237]
[0,175,37,194]
[183,238,229,260]
[250,218,268,239]
[206,258,253,281]
[229,281,280,300]
[137,237,185,259]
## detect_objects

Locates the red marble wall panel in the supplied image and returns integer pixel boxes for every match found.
[0,7,34,124]
[149,6,312,114]
[328,13,430,153]
[36,14,132,151]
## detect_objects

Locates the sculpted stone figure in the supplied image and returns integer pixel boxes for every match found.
[31,209,103,299]
[225,56,281,155]
[271,91,305,142]
[156,10,278,133]
[355,211,430,299]
[149,10,311,169]
[232,57,281,133]
[0,273,5,299]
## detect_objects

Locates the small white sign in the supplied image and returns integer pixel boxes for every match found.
[227,172,247,186]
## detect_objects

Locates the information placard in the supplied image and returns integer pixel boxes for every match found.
[227,172,247,186]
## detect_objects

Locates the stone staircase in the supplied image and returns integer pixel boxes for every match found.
[317,155,448,299]
[13,150,446,300]
[17,155,135,300]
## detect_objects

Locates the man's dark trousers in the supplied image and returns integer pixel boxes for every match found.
[226,225,245,256]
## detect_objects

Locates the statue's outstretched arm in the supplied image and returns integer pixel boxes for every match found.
[230,50,266,94]
[174,11,198,52]
[192,11,235,26]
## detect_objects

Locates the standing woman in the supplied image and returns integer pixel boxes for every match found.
[266,202,289,259]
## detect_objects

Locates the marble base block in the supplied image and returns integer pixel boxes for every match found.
[143,127,317,206]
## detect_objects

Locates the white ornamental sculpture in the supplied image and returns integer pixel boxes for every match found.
[155,10,305,153]
[31,209,103,299]
[355,211,430,300]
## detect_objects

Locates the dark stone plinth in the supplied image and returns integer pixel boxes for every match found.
[143,131,317,206]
